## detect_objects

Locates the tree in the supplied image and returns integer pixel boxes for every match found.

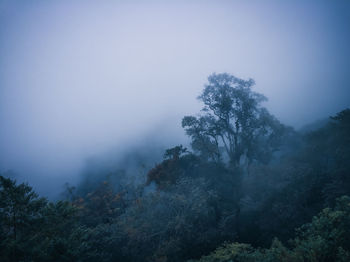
[0,175,47,262]
[191,196,350,262]
[0,175,95,262]
[117,177,219,262]
[182,73,286,168]
[74,180,127,227]
[146,145,198,189]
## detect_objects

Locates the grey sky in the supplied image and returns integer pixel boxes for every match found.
[0,0,349,196]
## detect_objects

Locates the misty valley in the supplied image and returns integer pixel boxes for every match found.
[1,73,349,262]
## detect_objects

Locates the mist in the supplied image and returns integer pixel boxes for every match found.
[1,0,349,197]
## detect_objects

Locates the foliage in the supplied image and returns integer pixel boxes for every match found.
[73,180,127,226]
[253,108,350,245]
[146,146,198,189]
[182,73,286,167]
[0,175,95,262]
[191,196,350,262]
[117,177,220,262]
[0,176,47,261]
[1,74,349,262]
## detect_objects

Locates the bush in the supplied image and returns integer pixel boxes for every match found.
[191,196,350,262]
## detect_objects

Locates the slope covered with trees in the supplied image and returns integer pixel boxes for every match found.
[1,73,349,262]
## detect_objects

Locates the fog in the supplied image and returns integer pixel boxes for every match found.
[0,0,349,197]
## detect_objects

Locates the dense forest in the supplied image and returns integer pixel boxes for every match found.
[1,73,349,262]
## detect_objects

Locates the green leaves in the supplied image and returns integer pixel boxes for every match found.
[192,196,350,262]
[0,175,95,262]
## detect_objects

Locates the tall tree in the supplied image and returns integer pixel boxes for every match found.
[182,73,286,167]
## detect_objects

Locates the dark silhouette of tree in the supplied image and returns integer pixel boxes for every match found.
[182,73,286,168]
[0,175,47,262]
[0,175,94,262]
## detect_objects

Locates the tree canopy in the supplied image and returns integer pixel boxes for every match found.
[182,73,286,167]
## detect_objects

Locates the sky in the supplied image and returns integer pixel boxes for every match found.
[0,0,349,197]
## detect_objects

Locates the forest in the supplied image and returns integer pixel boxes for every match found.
[1,73,349,262]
